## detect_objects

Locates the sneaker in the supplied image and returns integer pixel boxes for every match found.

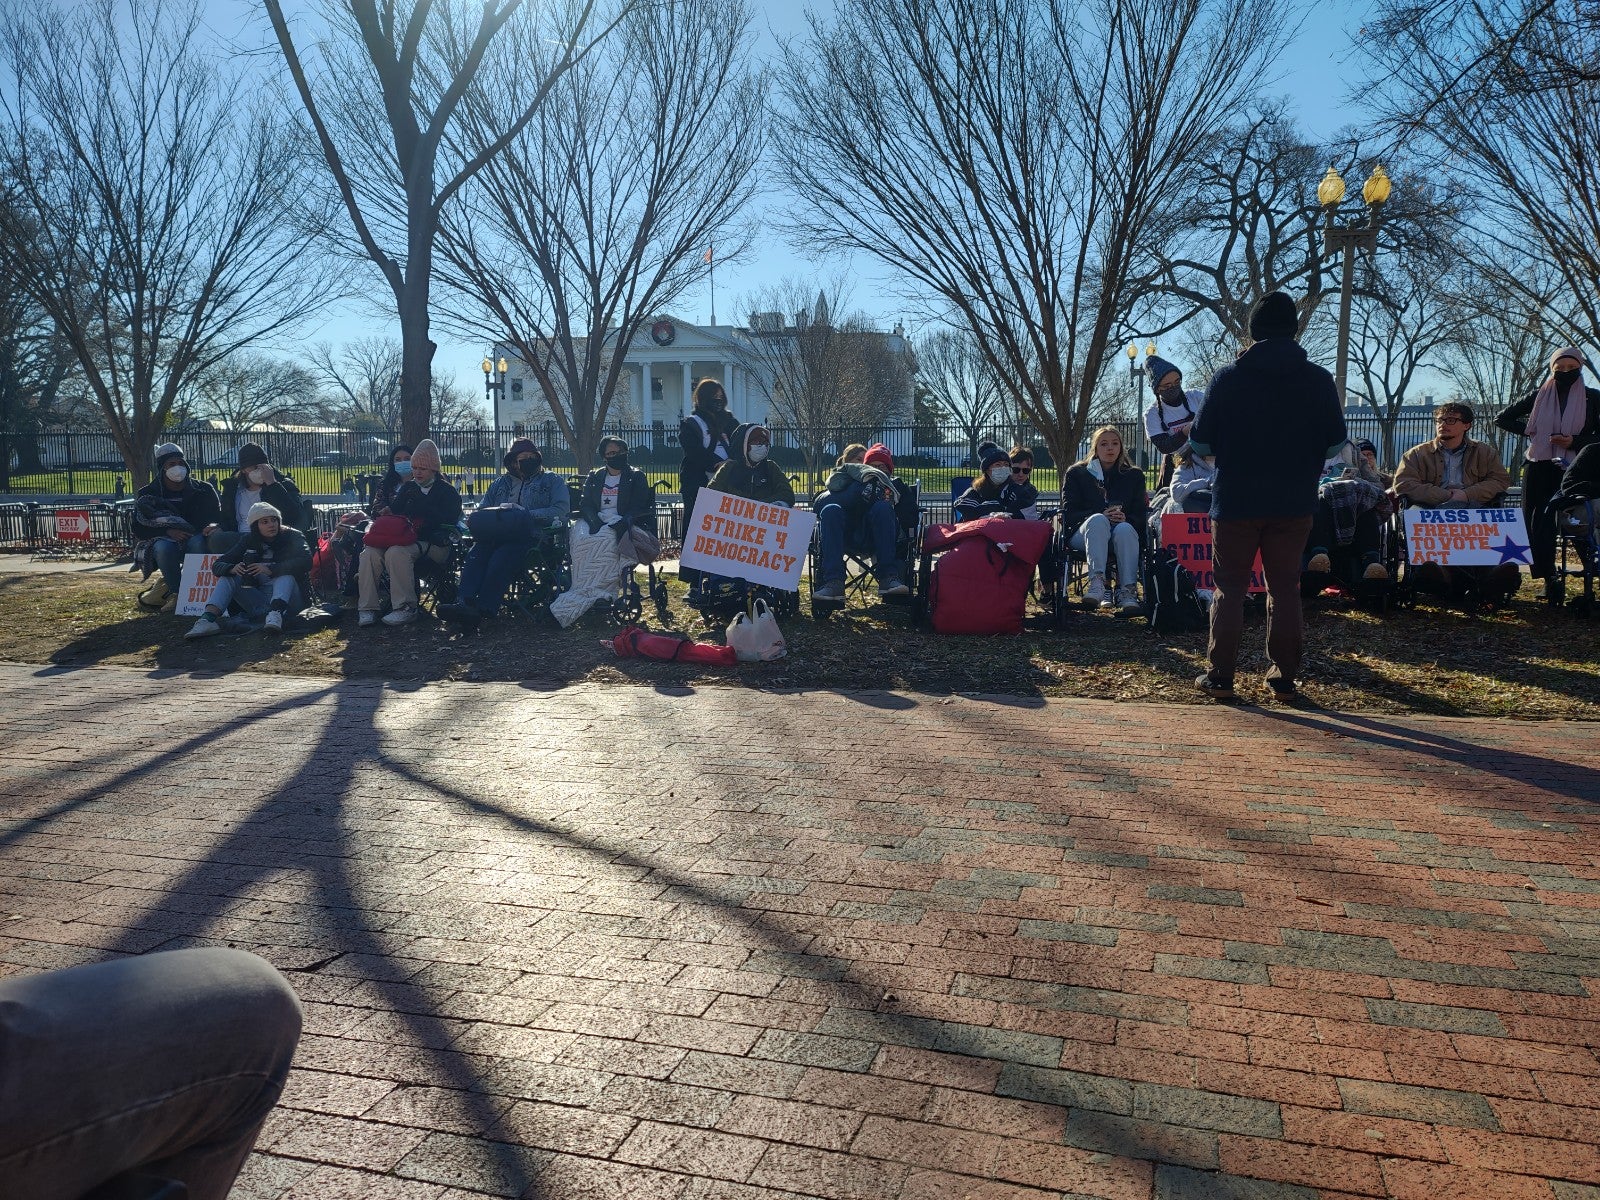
[438,602,481,630]
[382,604,418,626]
[1115,584,1141,612]
[184,613,221,640]
[813,579,845,601]
[1362,560,1389,582]
[357,610,378,627]
[138,577,171,609]
[1412,560,1451,596]
[1083,574,1109,608]
[878,575,910,598]
[1194,672,1236,701]
[264,610,284,635]
[1305,551,1332,574]
[1268,678,1298,700]
[159,595,177,614]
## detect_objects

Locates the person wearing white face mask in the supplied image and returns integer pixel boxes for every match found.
[213,442,304,551]
[707,424,795,506]
[132,443,221,612]
[953,446,1020,522]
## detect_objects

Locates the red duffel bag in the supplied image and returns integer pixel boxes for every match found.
[609,625,737,665]
[923,517,1051,635]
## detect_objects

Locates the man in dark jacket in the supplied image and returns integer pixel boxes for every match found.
[678,378,736,589]
[708,424,795,506]
[133,442,222,611]
[1188,292,1347,701]
[185,503,311,639]
[214,442,305,549]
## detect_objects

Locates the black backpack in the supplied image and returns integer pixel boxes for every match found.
[1143,545,1207,633]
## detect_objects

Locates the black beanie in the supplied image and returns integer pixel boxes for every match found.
[238,442,269,469]
[1250,292,1299,341]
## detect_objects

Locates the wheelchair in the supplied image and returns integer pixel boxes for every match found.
[1391,494,1520,612]
[1549,498,1598,615]
[504,523,573,617]
[1050,510,1154,628]
[807,482,925,620]
[685,574,800,624]
[1299,505,1401,614]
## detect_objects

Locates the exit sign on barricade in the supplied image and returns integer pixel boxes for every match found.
[54,510,92,541]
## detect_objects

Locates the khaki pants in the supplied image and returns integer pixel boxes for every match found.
[358,541,448,612]
[1206,515,1313,687]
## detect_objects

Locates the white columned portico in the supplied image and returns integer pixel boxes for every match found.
[640,364,652,428]
[681,361,693,416]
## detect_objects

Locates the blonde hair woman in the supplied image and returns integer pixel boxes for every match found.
[1057,427,1148,611]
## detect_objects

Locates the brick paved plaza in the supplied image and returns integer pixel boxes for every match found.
[2,662,1598,1199]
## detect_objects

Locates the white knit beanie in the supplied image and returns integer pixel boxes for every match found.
[247,502,282,529]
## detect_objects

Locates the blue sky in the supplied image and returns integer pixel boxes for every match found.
[249,0,1369,398]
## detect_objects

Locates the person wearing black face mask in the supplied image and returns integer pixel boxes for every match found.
[1497,347,1600,597]
[440,438,570,628]
[579,437,659,567]
[679,378,735,594]
[1143,354,1206,490]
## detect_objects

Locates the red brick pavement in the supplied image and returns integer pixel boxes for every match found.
[0,662,1597,1199]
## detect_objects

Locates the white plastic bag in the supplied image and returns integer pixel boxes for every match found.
[727,598,786,662]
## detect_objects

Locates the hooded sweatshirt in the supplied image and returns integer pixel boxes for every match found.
[707,426,794,505]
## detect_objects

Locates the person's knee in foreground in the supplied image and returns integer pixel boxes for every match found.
[186,503,309,640]
[1059,427,1147,612]
[812,442,909,600]
[356,439,462,627]
[0,947,301,1200]
[1395,402,1520,604]
[1188,291,1347,701]
[133,443,221,612]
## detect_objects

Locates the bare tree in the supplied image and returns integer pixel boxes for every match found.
[309,338,403,427]
[1363,0,1600,340]
[0,0,329,486]
[263,0,634,448]
[773,0,1295,467]
[186,353,323,429]
[914,326,1013,463]
[735,278,911,489]
[436,0,763,460]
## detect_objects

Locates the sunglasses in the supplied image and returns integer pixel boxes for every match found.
[1011,466,1032,475]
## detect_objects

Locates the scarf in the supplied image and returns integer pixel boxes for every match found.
[1527,367,1587,466]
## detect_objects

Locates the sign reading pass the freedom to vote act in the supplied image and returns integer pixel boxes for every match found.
[679,489,816,591]
[1403,507,1531,566]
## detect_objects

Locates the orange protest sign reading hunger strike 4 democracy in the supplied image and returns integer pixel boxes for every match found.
[679,490,816,590]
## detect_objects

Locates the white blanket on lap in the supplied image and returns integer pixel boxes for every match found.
[549,524,623,628]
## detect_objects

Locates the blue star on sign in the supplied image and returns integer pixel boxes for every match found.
[1494,534,1531,564]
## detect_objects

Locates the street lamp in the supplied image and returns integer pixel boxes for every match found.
[482,353,509,437]
[1126,340,1158,407]
[1319,164,1392,403]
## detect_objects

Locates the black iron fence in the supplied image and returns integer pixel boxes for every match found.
[1,414,1529,501]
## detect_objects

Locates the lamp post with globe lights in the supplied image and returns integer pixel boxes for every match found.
[482,353,509,437]
[1317,165,1392,403]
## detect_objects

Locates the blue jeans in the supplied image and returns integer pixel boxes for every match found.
[459,538,535,617]
[152,533,207,593]
[1070,512,1140,582]
[817,499,898,584]
[0,948,301,1200]
[208,572,301,618]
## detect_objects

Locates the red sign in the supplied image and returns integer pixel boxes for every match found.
[54,509,92,541]
[1159,514,1265,593]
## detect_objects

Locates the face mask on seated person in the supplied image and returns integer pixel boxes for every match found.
[749,445,770,463]
[394,460,413,477]
[515,456,540,476]
[604,452,627,470]
[989,466,1010,485]
[165,464,187,483]
[248,466,272,486]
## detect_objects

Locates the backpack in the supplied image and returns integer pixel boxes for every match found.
[1142,545,1207,633]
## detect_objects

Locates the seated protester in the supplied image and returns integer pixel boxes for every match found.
[356,438,462,627]
[439,438,569,630]
[707,423,795,506]
[1355,439,1392,489]
[1058,425,1148,611]
[132,442,221,613]
[1144,354,1205,488]
[837,442,868,468]
[954,446,1017,521]
[1395,402,1520,602]
[1004,446,1042,519]
[368,444,413,517]
[185,503,310,639]
[1551,441,1600,507]
[813,441,912,600]
[1149,445,1216,523]
[213,442,304,552]
[579,437,660,567]
[1304,440,1391,584]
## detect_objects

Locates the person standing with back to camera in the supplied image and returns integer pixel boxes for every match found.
[679,377,737,599]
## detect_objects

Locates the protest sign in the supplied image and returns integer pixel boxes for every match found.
[176,553,221,616]
[1404,507,1530,566]
[1160,514,1265,593]
[679,489,815,590]
[54,510,91,541]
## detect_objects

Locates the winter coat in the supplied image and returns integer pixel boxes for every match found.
[481,469,570,525]
[707,456,795,507]
[679,407,736,491]
[212,524,312,582]
[1394,438,1512,508]
[953,479,1037,523]
[390,477,463,540]
[579,465,654,535]
[217,472,305,533]
[1495,384,1600,458]
[1059,462,1149,537]
[132,477,221,542]
[1188,337,1346,520]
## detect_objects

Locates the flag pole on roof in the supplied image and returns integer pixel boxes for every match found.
[705,244,715,325]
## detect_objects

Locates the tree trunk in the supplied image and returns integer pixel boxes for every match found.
[399,217,436,448]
